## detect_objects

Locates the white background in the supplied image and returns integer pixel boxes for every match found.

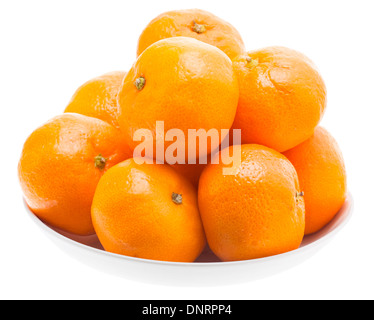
[1,0,373,300]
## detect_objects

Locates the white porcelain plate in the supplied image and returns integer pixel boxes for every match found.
[24,193,353,286]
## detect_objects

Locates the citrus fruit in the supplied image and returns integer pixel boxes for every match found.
[117,37,239,163]
[91,158,206,262]
[283,126,347,234]
[232,46,327,152]
[18,113,131,235]
[198,144,305,261]
[137,9,246,60]
[64,71,126,129]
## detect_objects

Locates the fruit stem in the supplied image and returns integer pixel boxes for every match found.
[246,56,259,69]
[95,154,108,170]
[172,192,183,205]
[134,77,146,91]
[296,191,305,198]
[192,21,207,34]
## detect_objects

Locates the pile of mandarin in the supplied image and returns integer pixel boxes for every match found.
[19,9,347,263]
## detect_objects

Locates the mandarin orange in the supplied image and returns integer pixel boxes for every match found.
[18,113,131,235]
[137,9,246,60]
[64,71,126,129]
[232,46,327,152]
[198,144,305,261]
[117,37,239,163]
[283,127,347,234]
[91,159,206,262]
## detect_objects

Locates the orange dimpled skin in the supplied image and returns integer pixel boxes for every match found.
[232,46,327,152]
[91,159,206,262]
[283,127,347,235]
[198,144,305,261]
[137,9,246,60]
[118,37,239,161]
[64,71,127,129]
[18,113,131,235]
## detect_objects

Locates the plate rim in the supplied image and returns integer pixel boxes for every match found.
[24,192,353,268]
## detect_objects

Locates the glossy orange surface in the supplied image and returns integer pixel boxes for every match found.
[137,9,246,60]
[198,144,305,261]
[18,113,131,235]
[91,159,206,262]
[117,37,239,163]
[284,127,347,235]
[64,71,127,129]
[232,46,327,152]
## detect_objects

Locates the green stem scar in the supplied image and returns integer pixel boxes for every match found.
[172,192,183,205]
[192,21,207,34]
[134,76,146,91]
[95,154,108,170]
